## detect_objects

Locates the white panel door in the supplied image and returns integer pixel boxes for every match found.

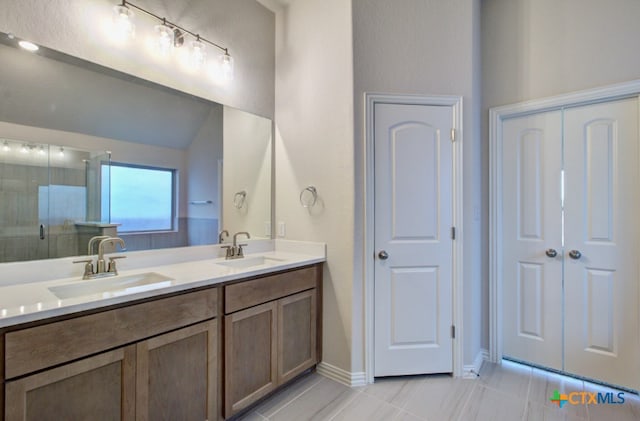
[374,103,453,376]
[563,98,640,390]
[502,111,563,370]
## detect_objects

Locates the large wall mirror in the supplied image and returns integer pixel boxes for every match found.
[0,33,273,263]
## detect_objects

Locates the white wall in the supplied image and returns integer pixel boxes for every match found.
[0,0,275,118]
[223,106,272,239]
[352,0,483,368]
[481,0,640,350]
[274,0,355,372]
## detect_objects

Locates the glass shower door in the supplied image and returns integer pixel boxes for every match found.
[0,140,50,262]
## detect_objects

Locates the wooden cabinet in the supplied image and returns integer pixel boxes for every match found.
[224,265,321,417]
[1,262,323,421]
[278,289,317,384]
[136,320,218,421]
[5,346,136,421]
[3,289,220,421]
[224,302,277,415]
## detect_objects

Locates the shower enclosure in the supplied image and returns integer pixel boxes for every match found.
[0,139,110,262]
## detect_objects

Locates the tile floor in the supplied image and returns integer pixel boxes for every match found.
[237,361,640,421]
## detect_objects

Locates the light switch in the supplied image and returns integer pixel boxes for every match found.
[278,221,286,237]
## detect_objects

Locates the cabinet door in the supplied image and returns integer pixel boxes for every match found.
[5,345,135,421]
[278,289,317,384]
[136,320,218,421]
[225,301,277,417]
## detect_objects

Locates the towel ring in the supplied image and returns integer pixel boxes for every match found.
[234,190,247,209]
[299,186,318,208]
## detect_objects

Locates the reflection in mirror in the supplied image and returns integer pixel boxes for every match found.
[0,32,272,263]
[0,139,112,262]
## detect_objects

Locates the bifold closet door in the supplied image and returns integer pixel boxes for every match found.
[502,111,563,371]
[563,98,640,390]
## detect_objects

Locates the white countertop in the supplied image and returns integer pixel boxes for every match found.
[0,240,325,328]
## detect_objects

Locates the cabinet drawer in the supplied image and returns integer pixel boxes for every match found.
[225,266,317,314]
[5,288,218,379]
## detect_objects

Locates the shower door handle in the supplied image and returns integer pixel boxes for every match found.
[39,224,46,240]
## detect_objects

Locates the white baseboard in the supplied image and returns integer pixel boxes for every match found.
[317,361,366,387]
[462,349,488,379]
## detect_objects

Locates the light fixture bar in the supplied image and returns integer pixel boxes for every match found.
[119,0,228,55]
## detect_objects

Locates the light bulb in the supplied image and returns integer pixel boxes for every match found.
[155,23,174,55]
[1,141,9,152]
[18,40,39,52]
[112,4,135,41]
[20,144,29,153]
[59,147,65,157]
[219,52,234,82]
[38,145,45,155]
[190,38,206,69]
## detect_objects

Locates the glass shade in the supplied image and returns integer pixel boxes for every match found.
[219,52,234,82]
[155,24,174,55]
[190,39,206,68]
[112,5,135,40]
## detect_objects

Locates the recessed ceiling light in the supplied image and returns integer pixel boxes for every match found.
[18,40,39,52]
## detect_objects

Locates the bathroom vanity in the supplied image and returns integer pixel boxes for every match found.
[0,241,324,420]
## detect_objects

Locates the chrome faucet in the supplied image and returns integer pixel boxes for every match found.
[222,231,250,259]
[74,236,127,280]
[218,229,229,244]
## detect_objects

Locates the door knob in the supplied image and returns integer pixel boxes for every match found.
[545,248,558,258]
[378,250,389,260]
[569,250,582,260]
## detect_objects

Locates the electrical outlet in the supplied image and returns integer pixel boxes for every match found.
[278,221,286,237]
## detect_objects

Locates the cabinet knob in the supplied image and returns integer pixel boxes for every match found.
[378,250,389,260]
[545,248,558,258]
[569,250,582,260]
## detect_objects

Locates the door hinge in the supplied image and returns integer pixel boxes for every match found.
[451,325,456,338]
[450,128,456,142]
[451,226,456,240]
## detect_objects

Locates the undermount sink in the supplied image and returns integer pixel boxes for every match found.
[49,272,173,300]
[216,255,285,269]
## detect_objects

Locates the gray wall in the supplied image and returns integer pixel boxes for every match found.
[481,0,640,350]
[274,0,355,372]
[352,0,483,367]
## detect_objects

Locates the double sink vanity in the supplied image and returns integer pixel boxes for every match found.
[0,238,325,420]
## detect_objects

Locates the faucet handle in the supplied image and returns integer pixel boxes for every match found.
[237,244,248,258]
[73,259,94,278]
[221,245,234,259]
[107,256,126,274]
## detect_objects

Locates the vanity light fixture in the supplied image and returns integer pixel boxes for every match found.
[111,0,233,80]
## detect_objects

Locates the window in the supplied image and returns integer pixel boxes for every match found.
[102,163,175,233]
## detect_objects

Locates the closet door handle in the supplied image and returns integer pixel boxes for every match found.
[545,248,557,258]
[569,250,582,260]
[378,250,389,260]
